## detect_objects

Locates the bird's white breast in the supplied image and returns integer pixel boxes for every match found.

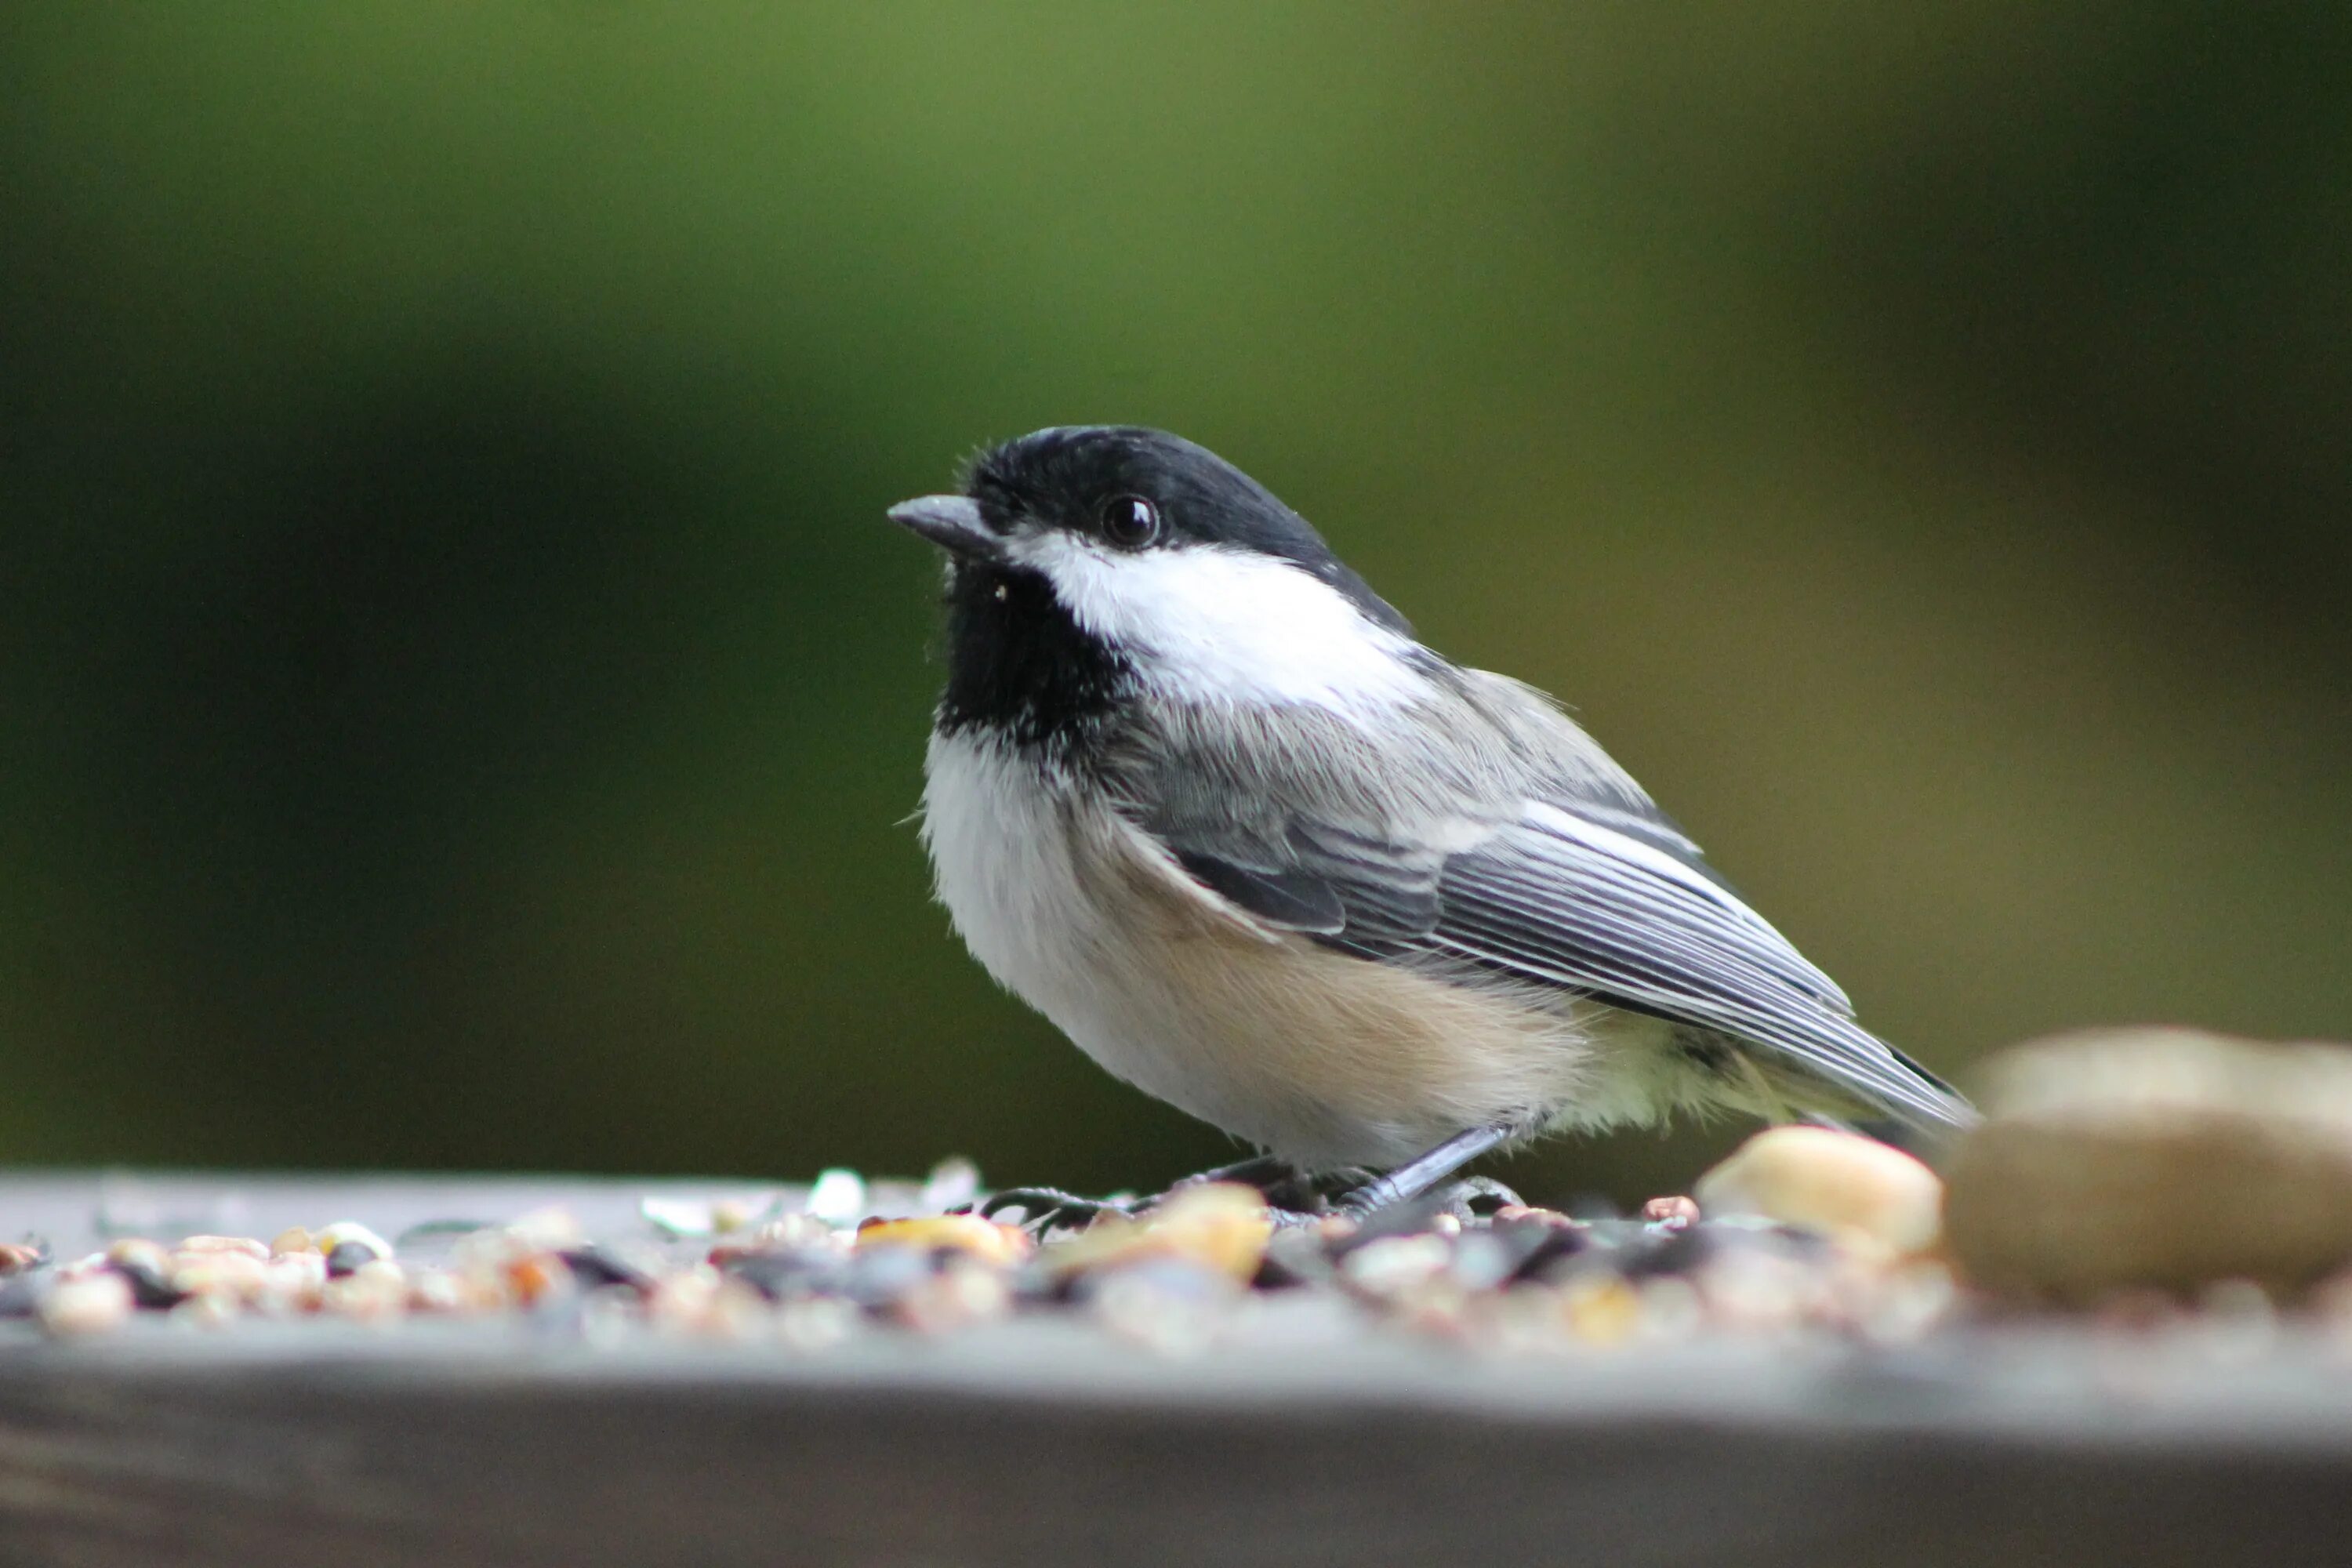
[918,731,1105,1016]
[919,729,1688,1168]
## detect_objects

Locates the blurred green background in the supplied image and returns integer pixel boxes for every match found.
[4,4,2348,1205]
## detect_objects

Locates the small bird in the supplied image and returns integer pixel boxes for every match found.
[891,426,1971,1214]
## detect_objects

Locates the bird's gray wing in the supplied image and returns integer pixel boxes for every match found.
[1111,664,1965,1131]
[1423,802,1965,1129]
[1136,768,1962,1132]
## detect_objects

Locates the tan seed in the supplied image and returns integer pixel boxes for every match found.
[40,1272,134,1336]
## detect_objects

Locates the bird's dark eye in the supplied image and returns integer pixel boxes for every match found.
[1099,494,1160,549]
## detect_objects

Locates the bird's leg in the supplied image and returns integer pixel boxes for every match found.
[1337,1121,1519,1218]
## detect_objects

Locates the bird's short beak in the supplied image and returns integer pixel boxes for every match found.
[887,495,1003,561]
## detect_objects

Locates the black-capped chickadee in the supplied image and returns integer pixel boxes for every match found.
[891,426,1972,1213]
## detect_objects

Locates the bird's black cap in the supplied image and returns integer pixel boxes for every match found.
[963,426,1410,635]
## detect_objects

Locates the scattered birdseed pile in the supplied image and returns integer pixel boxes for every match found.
[0,1152,1976,1353]
[14,1033,2352,1352]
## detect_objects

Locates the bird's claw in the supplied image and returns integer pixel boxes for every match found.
[969,1186,1144,1232]
[967,1154,1341,1236]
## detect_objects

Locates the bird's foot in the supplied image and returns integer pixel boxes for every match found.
[1167,1154,1330,1215]
[971,1186,1145,1232]
[968,1158,1334,1236]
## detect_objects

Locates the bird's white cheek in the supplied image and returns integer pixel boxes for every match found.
[1017,537,1428,714]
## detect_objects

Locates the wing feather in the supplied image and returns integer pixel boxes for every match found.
[1433,811,1961,1127]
